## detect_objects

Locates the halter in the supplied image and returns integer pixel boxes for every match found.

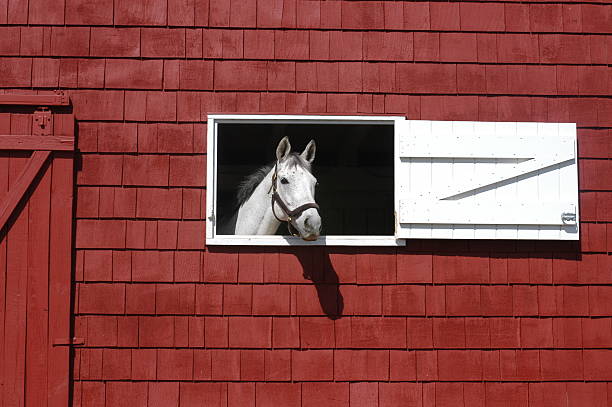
[268,162,320,236]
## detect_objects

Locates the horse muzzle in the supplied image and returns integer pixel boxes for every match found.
[299,209,321,241]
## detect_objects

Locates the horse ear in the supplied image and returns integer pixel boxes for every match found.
[276,136,291,161]
[301,139,316,163]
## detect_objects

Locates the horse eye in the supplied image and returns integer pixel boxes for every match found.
[280,177,289,184]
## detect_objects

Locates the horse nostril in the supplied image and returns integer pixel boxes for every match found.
[303,215,321,234]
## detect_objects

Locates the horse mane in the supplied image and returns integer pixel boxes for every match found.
[235,153,311,208]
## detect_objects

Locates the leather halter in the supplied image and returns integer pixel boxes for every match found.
[268,162,319,236]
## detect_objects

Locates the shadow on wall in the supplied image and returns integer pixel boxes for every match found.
[207,239,585,320]
[294,248,345,320]
[204,246,344,320]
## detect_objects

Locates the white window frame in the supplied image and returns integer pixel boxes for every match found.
[206,115,579,245]
[206,114,406,246]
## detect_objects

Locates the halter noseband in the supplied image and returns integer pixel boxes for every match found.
[268,162,319,236]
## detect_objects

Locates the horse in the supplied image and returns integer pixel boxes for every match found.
[220,136,322,241]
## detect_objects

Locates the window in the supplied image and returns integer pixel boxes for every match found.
[207,115,402,245]
[206,115,579,245]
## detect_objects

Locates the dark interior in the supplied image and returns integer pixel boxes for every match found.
[216,123,394,236]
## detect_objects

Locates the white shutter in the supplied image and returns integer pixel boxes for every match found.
[394,120,579,240]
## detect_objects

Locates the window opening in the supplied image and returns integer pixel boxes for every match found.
[215,123,395,238]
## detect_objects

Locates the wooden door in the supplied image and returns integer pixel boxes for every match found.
[0,93,75,407]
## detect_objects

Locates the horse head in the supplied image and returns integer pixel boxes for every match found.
[271,136,322,241]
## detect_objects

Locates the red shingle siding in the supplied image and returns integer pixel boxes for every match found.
[3,0,609,405]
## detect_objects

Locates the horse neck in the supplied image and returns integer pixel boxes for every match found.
[234,168,281,235]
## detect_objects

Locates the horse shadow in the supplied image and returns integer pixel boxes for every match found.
[293,248,344,320]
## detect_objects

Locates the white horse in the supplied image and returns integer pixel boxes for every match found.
[221,136,322,241]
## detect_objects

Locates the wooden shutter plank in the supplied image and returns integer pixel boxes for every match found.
[0,151,51,231]
[400,122,572,158]
[494,157,520,239]
[516,157,541,239]
[399,119,433,239]
[25,163,51,407]
[47,153,73,407]
[399,201,575,225]
[537,158,563,240]
[431,155,454,239]
[451,156,476,239]
[473,158,497,239]
[3,153,29,406]
[400,134,575,158]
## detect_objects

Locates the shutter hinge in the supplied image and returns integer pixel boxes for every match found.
[33,107,53,136]
[53,337,85,347]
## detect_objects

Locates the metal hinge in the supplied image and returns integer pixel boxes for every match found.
[33,107,53,136]
[54,91,69,105]
[53,337,85,347]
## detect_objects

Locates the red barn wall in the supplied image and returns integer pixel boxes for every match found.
[2,0,612,405]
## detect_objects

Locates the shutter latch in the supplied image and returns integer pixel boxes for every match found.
[561,212,576,225]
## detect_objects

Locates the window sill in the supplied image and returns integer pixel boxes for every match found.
[206,235,406,246]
